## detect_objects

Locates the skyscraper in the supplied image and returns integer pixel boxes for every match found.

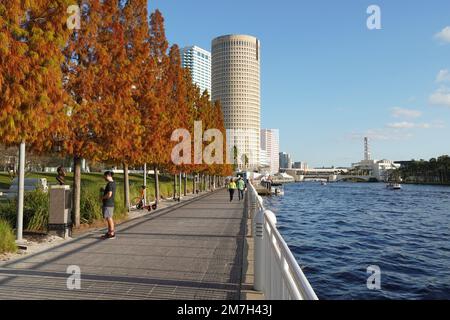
[180,46,211,96]
[261,129,280,174]
[279,152,292,170]
[212,35,261,170]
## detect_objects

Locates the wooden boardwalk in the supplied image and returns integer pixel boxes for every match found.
[0,190,248,300]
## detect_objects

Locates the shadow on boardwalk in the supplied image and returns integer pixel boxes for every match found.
[0,190,247,300]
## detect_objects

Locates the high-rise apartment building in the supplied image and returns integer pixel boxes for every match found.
[293,162,308,170]
[279,152,292,170]
[261,129,280,174]
[212,35,261,170]
[180,46,211,96]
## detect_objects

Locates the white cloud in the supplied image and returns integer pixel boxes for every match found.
[386,121,444,129]
[429,87,450,108]
[347,129,413,141]
[436,69,450,83]
[391,107,422,119]
[386,122,432,129]
[435,26,450,44]
[432,120,446,129]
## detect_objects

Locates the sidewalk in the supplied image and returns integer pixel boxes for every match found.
[0,190,247,300]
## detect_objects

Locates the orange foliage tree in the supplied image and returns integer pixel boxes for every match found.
[0,0,71,238]
[0,0,70,150]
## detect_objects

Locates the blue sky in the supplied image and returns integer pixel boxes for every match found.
[149,0,450,167]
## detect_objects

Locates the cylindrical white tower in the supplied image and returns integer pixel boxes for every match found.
[364,137,371,161]
[212,34,261,170]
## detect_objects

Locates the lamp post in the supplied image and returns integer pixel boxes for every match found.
[16,141,25,242]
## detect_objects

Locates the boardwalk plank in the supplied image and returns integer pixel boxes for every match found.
[0,190,246,300]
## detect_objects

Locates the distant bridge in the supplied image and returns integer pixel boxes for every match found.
[302,174,374,182]
[283,169,376,182]
[335,175,375,182]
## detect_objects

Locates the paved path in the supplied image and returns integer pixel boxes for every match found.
[0,190,247,300]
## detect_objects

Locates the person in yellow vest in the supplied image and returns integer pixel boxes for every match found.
[237,177,246,201]
[228,178,237,202]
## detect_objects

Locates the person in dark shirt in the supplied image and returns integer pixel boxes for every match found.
[101,171,116,239]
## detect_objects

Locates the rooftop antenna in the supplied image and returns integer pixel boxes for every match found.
[364,137,371,161]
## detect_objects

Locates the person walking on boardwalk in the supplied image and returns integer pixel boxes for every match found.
[228,178,237,202]
[237,177,246,201]
[101,171,116,239]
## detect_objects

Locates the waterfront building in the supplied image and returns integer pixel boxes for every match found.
[180,46,211,96]
[293,161,308,170]
[279,152,292,170]
[259,149,271,174]
[212,35,261,170]
[351,137,400,181]
[260,129,280,174]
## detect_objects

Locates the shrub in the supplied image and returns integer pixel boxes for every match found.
[24,190,49,232]
[0,200,16,227]
[80,187,102,224]
[0,219,17,253]
[0,191,49,232]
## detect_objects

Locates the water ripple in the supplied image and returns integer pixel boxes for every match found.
[264,182,450,300]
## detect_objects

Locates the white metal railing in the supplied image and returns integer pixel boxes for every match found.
[247,181,318,300]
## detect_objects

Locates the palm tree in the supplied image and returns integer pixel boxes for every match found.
[243,154,249,169]
[232,146,238,171]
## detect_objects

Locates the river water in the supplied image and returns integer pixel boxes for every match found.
[264,182,450,300]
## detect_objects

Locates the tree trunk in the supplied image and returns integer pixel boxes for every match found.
[72,156,82,228]
[193,174,196,194]
[179,172,182,199]
[154,166,160,205]
[123,163,130,212]
[143,163,147,205]
[173,174,177,200]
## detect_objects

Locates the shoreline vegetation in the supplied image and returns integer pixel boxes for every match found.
[399,156,450,186]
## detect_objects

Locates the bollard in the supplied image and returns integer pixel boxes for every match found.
[254,207,265,292]
[249,191,257,219]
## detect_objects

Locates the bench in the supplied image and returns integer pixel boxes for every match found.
[5,178,48,199]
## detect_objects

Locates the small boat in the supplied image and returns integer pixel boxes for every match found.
[386,182,402,190]
[321,181,327,186]
[271,183,285,196]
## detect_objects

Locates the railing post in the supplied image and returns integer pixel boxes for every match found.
[254,207,265,292]
[265,210,277,299]
[249,191,257,219]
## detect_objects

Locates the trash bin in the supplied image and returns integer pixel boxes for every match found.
[48,185,72,239]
